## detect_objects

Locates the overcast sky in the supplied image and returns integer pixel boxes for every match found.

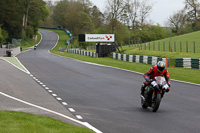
[91,0,186,26]
[46,0,186,26]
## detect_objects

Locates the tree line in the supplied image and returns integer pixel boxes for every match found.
[1,0,199,45]
[166,0,200,35]
[43,0,200,45]
[0,0,48,43]
[43,0,165,44]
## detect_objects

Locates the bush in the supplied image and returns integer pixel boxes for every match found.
[26,26,34,38]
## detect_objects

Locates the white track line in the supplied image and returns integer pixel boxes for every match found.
[62,102,68,105]
[0,91,102,133]
[68,108,76,112]
[56,97,62,101]
[52,94,57,97]
[15,57,31,74]
[48,90,53,93]
[45,87,49,90]
[76,115,83,119]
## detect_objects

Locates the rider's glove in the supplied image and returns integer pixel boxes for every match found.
[168,83,171,87]
[163,84,170,92]
[145,77,150,83]
[166,87,170,92]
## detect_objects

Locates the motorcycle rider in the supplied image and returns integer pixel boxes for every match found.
[141,61,171,97]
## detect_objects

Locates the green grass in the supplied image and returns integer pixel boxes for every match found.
[36,32,42,44]
[21,32,42,51]
[49,29,69,51]
[129,30,200,53]
[0,111,94,133]
[0,57,29,73]
[117,31,200,66]
[47,28,200,85]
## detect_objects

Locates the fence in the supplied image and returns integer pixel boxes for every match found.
[12,39,22,47]
[124,41,200,53]
[112,53,169,66]
[176,58,200,69]
[67,48,97,58]
[86,45,96,50]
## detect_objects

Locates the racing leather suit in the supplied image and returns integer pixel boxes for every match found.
[141,65,171,94]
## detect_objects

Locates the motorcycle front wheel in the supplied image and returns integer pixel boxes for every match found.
[141,96,148,108]
[151,93,161,112]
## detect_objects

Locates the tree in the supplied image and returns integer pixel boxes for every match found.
[52,0,69,27]
[138,0,153,26]
[78,0,92,14]
[90,6,104,29]
[52,0,95,35]
[78,12,94,34]
[41,1,55,27]
[0,0,24,41]
[184,0,200,29]
[126,0,140,28]
[21,0,31,30]
[184,0,200,21]
[64,9,80,34]
[27,0,49,36]
[166,0,200,34]
[105,0,126,33]
[0,0,48,41]
[167,10,188,33]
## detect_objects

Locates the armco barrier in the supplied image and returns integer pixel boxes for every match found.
[67,48,97,58]
[11,46,21,57]
[176,58,200,69]
[112,53,169,66]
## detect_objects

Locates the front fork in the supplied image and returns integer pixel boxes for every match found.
[152,89,164,100]
[148,86,164,101]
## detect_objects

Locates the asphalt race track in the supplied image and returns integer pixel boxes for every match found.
[18,30,200,133]
[0,59,81,126]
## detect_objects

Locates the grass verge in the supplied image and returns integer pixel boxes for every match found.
[0,111,94,133]
[120,31,200,66]
[21,32,42,51]
[0,57,28,73]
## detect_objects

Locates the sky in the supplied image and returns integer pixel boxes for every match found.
[90,0,186,26]
[46,0,186,26]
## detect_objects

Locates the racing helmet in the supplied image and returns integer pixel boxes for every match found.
[157,61,165,72]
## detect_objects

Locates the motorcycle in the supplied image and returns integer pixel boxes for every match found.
[140,76,169,112]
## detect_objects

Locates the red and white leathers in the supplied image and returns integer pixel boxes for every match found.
[143,65,171,92]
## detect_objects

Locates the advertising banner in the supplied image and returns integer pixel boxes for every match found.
[85,34,115,42]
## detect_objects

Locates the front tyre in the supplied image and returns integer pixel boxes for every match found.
[141,96,148,108]
[152,93,161,112]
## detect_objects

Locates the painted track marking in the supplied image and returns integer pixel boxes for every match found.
[0,92,102,133]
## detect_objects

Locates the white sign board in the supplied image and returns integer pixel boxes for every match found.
[85,34,115,42]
